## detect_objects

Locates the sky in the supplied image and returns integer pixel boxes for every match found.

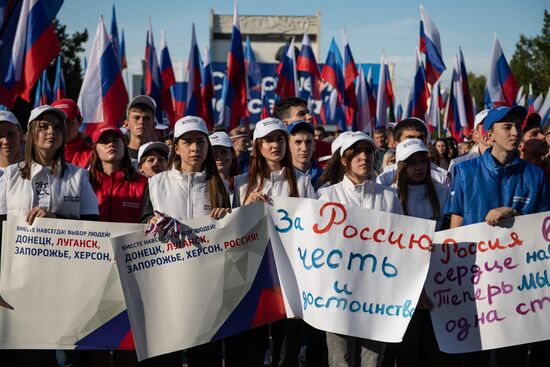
[57,0,549,102]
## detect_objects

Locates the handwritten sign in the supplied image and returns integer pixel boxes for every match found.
[0,216,143,349]
[111,203,285,361]
[426,212,550,353]
[267,197,435,342]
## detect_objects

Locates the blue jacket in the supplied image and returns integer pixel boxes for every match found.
[447,148,550,225]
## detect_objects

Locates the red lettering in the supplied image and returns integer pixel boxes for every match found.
[312,202,347,234]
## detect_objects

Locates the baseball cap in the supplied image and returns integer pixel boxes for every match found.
[253,117,288,141]
[174,116,208,139]
[0,110,20,127]
[331,131,354,155]
[28,105,66,124]
[138,141,170,162]
[473,109,490,130]
[522,112,542,132]
[340,132,377,155]
[51,99,82,121]
[287,120,314,135]
[127,95,156,116]
[92,126,126,144]
[396,138,428,163]
[483,105,527,132]
[154,117,169,130]
[209,132,233,148]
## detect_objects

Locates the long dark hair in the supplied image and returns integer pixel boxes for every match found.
[170,135,230,209]
[316,151,345,189]
[393,152,440,219]
[244,133,298,203]
[88,135,137,188]
[20,118,66,180]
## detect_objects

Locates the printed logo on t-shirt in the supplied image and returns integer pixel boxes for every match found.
[35,182,49,196]
[512,196,530,205]
[122,201,141,209]
[64,195,81,202]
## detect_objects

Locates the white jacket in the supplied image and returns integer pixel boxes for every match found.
[0,161,98,218]
[390,182,449,230]
[148,167,213,222]
[317,175,403,214]
[234,168,316,207]
[376,162,450,187]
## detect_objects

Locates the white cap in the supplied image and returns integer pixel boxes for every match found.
[138,141,170,162]
[28,105,66,124]
[0,110,20,127]
[127,95,156,116]
[174,116,208,138]
[396,138,428,163]
[340,132,377,155]
[154,117,169,130]
[331,131,354,155]
[253,117,288,141]
[474,109,490,130]
[209,131,232,148]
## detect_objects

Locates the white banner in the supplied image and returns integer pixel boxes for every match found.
[0,216,143,349]
[426,212,550,353]
[268,197,435,342]
[111,203,285,361]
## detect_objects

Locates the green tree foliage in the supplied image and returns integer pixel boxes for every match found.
[467,72,487,113]
[510,10,550,96]
[48,19,89,100]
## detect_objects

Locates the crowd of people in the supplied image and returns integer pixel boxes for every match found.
[0,95,549,367]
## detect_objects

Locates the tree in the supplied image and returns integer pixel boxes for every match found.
[510,10,550,96]
[49,19,89,100]
[467,72,487,113]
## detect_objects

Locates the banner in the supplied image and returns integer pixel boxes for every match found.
[0,216,143,349]
[111,203,285,361]
[267,197,435,342]
[426,212,550,353]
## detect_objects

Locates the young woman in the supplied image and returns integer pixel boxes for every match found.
[317,132,402,367]
[434,138,450,170]
[141,116,230,367]
[231,117,315,367]
[137,141,169,178]
[209,131,239,195]
[380,148,396,171]
[315,131,353,190]
[391,138,454,367]
[234,117,315,206]
[89,127,148,223]
[0,105,99,366]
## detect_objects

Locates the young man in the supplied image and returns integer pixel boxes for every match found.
[373,127,389,173]
[229,125,251,174]
[0,111,23,174]
[123,95,156,165]
[447,109,492,180]
[376,118,450,186]
[51,99,93,168]
[518,112,550,182]
[273,97,332,167]
[447,106,550,367]
[288,120,323,187]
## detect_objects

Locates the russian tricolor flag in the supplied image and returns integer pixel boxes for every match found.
[201,47,215,129]
[419,6,446,85]
[78,16,128,130]
[276,37,298,98]
[219,1,248,130]
[409,48,429,120]
[244,36,262,98]
[444,56,468,141]
[343,29,359,127]
[160,30,176,90]
[33,69,52,107]
[53,55,66,100]
[184,24,205,122]
[376,53,395,127]
[527,84,534,114]
[355,66,374,134]
[321,38,346,129]
[297,32,321,99]
[458,47,474,128]
[428,81,441,133]
[110,4,120,64]
[1,0,63,106]
[486,36,519,107]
